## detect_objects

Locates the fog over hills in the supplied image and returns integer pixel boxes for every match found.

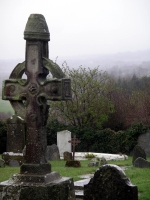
[56,49,150,70]
[0,49,150,82]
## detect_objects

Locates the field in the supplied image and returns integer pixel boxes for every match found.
[0,156,150,199]
[0,99,14,113]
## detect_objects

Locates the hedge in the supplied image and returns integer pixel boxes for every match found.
[46,121,149,154]
[0,118,149,155]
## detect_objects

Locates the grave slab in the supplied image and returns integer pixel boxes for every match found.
[74,152,128,161]
[2,152,24,165]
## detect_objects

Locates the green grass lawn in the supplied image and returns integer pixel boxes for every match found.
[0,156,150,200]
[0,99,14,113]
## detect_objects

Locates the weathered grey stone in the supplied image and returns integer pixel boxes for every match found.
[65,160,81,168]
[2,152,24,165]
[0,159,5,168]
[88,161,99,167]
[84,164,138,200]
[46,144,60,160]
[100,157,107,166]
[64,151,72,161]
[9,159,20,167]
[134,157,150,168]
[2,13,71,172]
[138,132,150,156]
[6,114,25,153]
[0,177,75,200]
[132,145,146,164]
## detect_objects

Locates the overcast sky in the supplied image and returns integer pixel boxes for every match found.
[0,0,150,60]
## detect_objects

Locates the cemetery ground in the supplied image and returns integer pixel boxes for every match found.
[0,99,13,114]
[0,156,150,200]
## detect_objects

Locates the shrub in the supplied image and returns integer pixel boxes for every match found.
[75,123,149,154]
[0,120,7,153]
[85,153,96,159]
[46,119,67,145]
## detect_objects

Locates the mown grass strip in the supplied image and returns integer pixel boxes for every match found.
[0,156,150,199]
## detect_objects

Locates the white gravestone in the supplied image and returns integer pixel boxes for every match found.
[57,130,71,157]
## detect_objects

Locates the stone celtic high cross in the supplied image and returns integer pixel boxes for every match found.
[2,14,71,175]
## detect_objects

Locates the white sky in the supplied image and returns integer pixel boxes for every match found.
[0,0,150,60]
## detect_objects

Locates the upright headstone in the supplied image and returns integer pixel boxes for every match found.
[0,159,5,168]
[9,159,20,167]
[46,144,60,160]
[132,145,146,164]
[100,157,107,166]
[0,14,75,200]
[6,114,25,153]
[57,130,71,157]
[64,151,72,161]
[84,164,138,200]
[138,132,150,156]
[2,114,25,165]
[134,157,150,168]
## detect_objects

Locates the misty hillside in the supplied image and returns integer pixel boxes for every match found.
[0,49,150,84]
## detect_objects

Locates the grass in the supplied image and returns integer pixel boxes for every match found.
[0,99,14,113]
[50,159,97,181]
[0,156,150,200]
[0,159,97,183]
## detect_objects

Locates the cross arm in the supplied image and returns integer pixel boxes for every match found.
[2,79,27,101]
[37,78,72,104]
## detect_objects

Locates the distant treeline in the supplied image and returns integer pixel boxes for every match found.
[104,74,150,130]
[107,61,150,78]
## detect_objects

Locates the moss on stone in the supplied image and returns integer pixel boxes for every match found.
[65,160,81,168]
